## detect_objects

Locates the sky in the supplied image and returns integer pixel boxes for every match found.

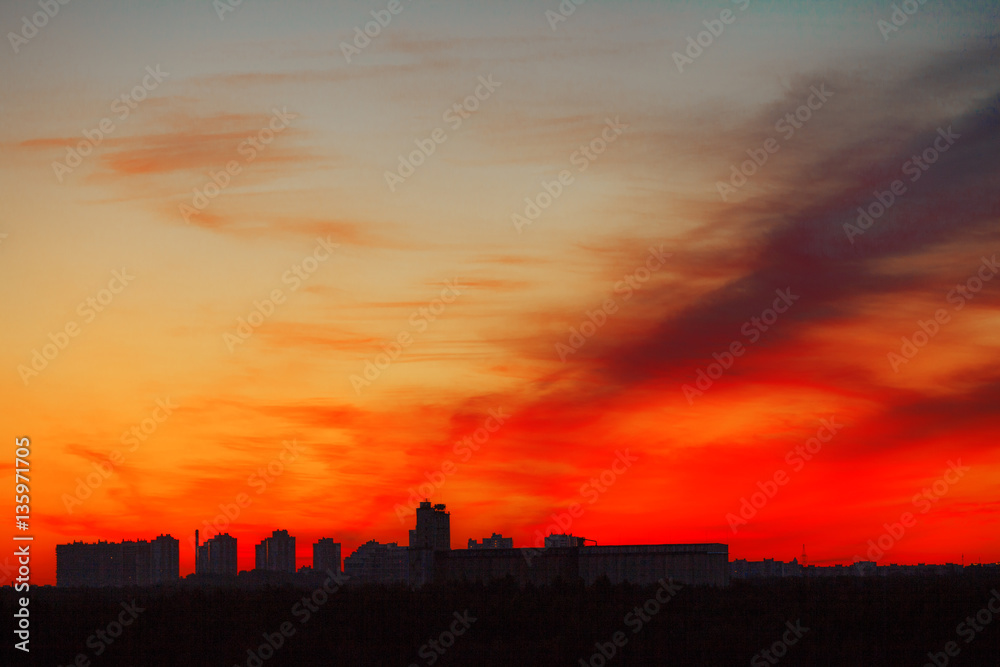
[1,0,998,584]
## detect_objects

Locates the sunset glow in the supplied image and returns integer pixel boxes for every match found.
[2,0,999,585]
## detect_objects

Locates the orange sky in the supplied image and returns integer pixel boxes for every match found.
[1,0,999,584]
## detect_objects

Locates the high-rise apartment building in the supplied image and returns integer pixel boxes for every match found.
[56,535,180,586]
[314,538,342,574]
[195,532,238,576]
[255,529,296,572]
[408,501,450,550]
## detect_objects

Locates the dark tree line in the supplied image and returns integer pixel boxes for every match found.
[3,571,999,666]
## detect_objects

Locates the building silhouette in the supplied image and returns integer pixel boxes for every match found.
[195,532,238,576]
[343,540,408,584]
[314,538,341,574]
[55,502,735,588]
[54,501,993,589]
[408,501,450,550]
[338,504,728,588]
[255,529,296,572]
[56,534,179,587]
[436,542,729,587]
[151,534,180,582]
[727,558,966,579]
[544,533,587,548]
[468,533,513,549]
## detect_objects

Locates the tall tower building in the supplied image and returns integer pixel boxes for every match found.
[408,501,451,550]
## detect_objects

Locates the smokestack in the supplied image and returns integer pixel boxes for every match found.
[196,530,199,549]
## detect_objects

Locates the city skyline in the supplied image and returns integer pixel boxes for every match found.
[48,496,998,585]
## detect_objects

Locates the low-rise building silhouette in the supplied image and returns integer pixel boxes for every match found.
[468,533,513,549]
[434,542,729,587]
[544,533,588,548]
[728,558,965,578]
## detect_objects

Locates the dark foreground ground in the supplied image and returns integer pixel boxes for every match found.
[4,573,1000,666]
